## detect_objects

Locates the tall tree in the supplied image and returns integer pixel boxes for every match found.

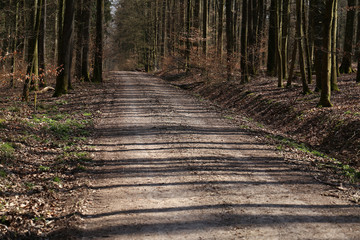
[92,0,104,82]
[9,0,20,88]
[281,0,290,81]
[318,0,337,107]
[275,0,283,87]
[356,0,360,83]
[53,0,75,97]
[22,0,43,102]
[267,0,276,76]
[160,0,167,58]
[75,0,83,80]
[81,0,91,82]
[38,0,46,87]
[202,0,207,56]
[331,0,339,91]
[185,0,191,71]
[217,0,225,58]
[296,0,311,94]
[241,0,249,83]
[313,1,326,92]
[225,0,233,80]
[339,0,355,74]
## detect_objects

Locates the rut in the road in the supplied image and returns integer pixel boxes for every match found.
[80,71,360,240]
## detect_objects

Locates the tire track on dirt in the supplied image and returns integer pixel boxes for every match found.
[80,71,360,239]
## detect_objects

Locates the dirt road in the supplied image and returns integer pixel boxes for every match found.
[80,72,360,239]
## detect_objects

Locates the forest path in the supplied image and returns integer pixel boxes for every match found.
[79,71,360,239]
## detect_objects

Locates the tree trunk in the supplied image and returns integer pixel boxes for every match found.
[313,1,326,92]
[226,0,233,81]
[275,0,283,87]
[202,0,207,56]
[92,0,104,82]
[318,0,336,107]
[267,0,276,76]
[54,0,75,97]
[302,1,312,84]
[185,0,191,71]
[81,0,91,82]
[356,0,360,83]
[248,0,257,75]
[217,0,224,58]
[296,0,311,94]
[75,0,83,80]
[281,0,290,81]
[331,1,339,91]
[339,0,355,74]
[10,0,20,88]
[38,0,46,87]
[160,0,166,58]
[241,0,249,83]
[287,40,297,87]
[22,0,42,102]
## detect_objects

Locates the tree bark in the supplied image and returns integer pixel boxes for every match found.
[339,0,355,74]
[75,0,83,80]
[331,1,339,91]
[92,0,104,82]
[10,0,20,88]
[202,0,207,56]
[38,0,46,87]
[267,0,276,76]
[81,0,91,82]
[54,0,75,97]
[22,0,42,102]
[185,0,191,71]
[318,0,336,107]
[356,0,360,83]
[241,0,249,83]
[296,0,311,94]
[225,0,233,81]
[313,1,326,92]
[217,0,224,58]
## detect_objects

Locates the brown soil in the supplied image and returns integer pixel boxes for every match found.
[79,72,360,239]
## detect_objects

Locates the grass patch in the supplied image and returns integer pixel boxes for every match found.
[8,106,21,112]
[0,118,6,128]
[224,115,234,120]
[39,165,50,172]
[30,114,92,141]
[53,176,61,183]
[0,142,15,159]
[55,100,68,105]
[0,169,7,177]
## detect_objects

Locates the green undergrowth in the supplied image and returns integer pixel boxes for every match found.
[269,135,360,183]
[0,142,15,160]
[29,114,92,141]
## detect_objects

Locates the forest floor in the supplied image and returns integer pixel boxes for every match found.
[0,80,102,239]
[0,71,359,238]
[79,72,360,239]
